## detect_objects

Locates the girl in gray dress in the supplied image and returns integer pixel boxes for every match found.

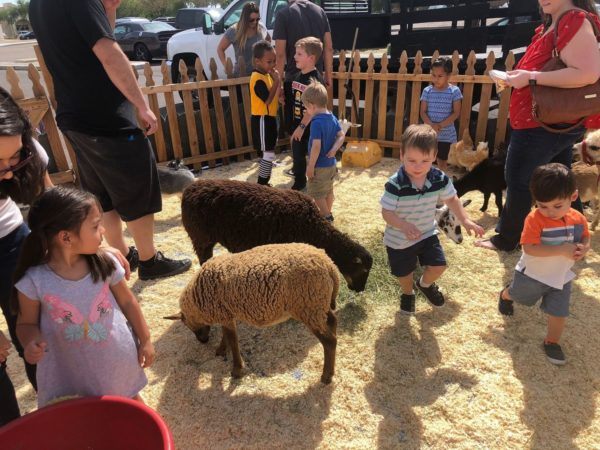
[13,186,155,407]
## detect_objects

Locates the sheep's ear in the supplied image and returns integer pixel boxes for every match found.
[164,312,183,321]
[462,199,472,207]
[352,256,362,264]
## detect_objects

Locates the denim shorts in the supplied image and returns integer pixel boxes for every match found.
[508,270,571,317]
[386,235,447,277]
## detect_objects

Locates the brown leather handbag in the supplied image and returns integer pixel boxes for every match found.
[530,9,600,133]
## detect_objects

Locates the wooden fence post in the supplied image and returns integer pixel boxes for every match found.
[144,63,167,163]
[475,51,496,144]
[161,61,183,160]
[350,50,361,138]
[210,58,230,165]
[392,51,409,157]
[459,51,477,137]
[225,58,244,162]
[409,51,423,126]
[195,58,216,168]
[178,59,201,165]
[362,53,375,139]
[494,51,514,149]
[377,53,389,143]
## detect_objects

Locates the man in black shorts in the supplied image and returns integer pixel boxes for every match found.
[30,0,191,280]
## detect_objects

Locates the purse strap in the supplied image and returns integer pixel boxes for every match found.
[531,9,598,133]
[552,8,600,56]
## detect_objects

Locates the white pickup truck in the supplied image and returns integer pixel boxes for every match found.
[166,0,289,85]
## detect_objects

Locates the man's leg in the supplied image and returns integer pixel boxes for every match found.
[125,214,156,262]
[102,210,129,256]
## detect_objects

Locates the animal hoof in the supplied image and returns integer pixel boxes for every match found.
[231,368,245,379]
[320,374,333,384]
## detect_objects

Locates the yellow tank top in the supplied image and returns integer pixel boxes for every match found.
[250,71,278,117]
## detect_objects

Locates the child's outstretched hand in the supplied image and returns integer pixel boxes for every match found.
[463,219,484,237]
[0,332,11,363]
[24,340,47,364]
[138,340,155,368]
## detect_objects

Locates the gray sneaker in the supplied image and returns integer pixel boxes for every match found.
[543,342,566,366]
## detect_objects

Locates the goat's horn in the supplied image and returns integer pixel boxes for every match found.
[164,312,183,320]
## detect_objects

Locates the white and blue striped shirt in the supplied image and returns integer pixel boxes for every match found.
[380,166,456,249]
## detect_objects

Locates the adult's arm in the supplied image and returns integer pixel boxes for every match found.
[102,0,120,30]
[507,20,600,89]
[217,35,232,69]
[92,38,157,134]
[323,32,334,87]
[275,39,286,80]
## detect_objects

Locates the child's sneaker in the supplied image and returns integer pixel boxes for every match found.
[543,342,566,366]
[498,288,514,316]
[416,279,445,307]
[400,293,416,315]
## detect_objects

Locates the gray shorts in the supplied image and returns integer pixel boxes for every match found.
[508,270,571,318]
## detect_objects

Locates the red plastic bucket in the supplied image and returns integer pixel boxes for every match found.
[0,396,174,450]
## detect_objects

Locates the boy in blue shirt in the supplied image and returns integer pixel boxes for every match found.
[302,80,345,221]
[381,124,483,314]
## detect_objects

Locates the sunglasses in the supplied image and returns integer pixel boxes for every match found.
[249,17,260,22]
[0,150,34,177]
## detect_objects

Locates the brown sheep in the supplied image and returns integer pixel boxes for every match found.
[165,243,339,384]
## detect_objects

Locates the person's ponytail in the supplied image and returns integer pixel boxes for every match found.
[10,228,49,314]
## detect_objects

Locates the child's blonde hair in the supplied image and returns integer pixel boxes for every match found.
[301,79,328,108]
[295,37,323,61]
[400,124,438,156]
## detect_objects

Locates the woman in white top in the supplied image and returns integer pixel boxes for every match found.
[0,87,52,424]
[217,2,270,77]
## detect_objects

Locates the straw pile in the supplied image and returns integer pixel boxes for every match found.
[4,155,599,449]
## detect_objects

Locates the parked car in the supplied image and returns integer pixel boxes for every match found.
[167,0,285,84]
[174,7,224,31]
[18,31,36,40]
[153,16,177,27]
[115,20,180,62]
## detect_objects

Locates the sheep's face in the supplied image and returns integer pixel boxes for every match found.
[343,251,373,292]
[576,130,600,164]
[164,312,210,343]
[435,200,472,244]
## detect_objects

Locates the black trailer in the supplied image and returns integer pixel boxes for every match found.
[389,0,541,59]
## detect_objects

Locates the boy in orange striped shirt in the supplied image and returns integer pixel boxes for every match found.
[498,163,590,365]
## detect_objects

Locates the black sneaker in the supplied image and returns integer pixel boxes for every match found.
[284,168,295,177]
[291,183,306,191]
[126,246,139,272]
[400,293,416,315]
[416,279,445,307]
[498,288,514,316]
[543,342,566,366]
[138,251,192,280]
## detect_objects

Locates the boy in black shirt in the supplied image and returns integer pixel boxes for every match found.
[288,37,324,191]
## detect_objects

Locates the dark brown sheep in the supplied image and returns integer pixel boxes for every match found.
[181,179,372,292]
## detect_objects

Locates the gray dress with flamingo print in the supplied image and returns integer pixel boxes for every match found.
[15,255,146,407]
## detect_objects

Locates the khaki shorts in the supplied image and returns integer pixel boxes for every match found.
[307,165,337,199]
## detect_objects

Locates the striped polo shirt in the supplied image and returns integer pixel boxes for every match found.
[380,166,456,249]
[516,208,590,289]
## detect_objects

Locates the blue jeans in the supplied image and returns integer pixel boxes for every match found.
[493,126,584,250]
